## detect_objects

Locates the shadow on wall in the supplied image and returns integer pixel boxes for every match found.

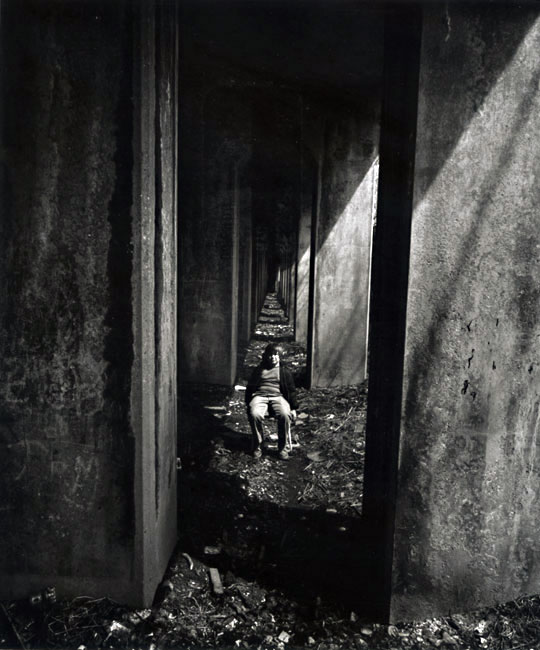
[395,6,540,611]
[403,7,540,473]
[310,100,379,386]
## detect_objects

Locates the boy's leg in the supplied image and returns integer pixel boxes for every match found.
[248,395,268,453]
[269,396,293,453]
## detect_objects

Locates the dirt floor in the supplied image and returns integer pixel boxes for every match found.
[3,294,540,649]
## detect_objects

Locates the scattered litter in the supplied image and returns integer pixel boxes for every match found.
[442,631,459,645]
[204,546,222,555]
[181,552,194,569]
[28,586,56,608]
[107,620,129,637]
[209,568,224,595]
[11,293,529,649]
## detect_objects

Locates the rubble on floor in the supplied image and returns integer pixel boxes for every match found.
[4,581,540,649]
[3,294,540,649]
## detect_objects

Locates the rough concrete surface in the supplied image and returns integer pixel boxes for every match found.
[392,4,540,621]
[0,0,179,607]
[179,84,251,385]
[0,1,135,599]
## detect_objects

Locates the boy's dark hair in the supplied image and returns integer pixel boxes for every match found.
[263,343,281,358]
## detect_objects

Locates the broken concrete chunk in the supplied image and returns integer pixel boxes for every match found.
[278,631,290,643]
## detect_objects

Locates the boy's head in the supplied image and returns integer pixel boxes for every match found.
[262,344,281,367]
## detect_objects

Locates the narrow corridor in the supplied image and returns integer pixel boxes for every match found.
[169,292,372,644]
[179,292,367,517]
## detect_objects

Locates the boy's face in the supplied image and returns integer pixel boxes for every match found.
[264,350,280,367]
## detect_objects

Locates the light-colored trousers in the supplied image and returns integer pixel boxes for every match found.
[248,394,293,452]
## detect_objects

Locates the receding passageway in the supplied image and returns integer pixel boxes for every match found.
[3,0,540,644]
[171,291,374,641]
[179,290,368,513]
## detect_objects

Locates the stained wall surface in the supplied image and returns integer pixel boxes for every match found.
[179,77,251,386]
[391,4,540,621]
[0,0,177,606]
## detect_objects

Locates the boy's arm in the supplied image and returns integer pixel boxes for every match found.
[245,367,258,406]
[284,368,298,410]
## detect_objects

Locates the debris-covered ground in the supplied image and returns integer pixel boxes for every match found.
[3,293,540,649]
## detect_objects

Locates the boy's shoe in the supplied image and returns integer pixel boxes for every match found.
[278,450,289,461]
[253,448,262,459]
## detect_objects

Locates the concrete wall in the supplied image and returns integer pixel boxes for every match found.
[295,175,313,344]
[276,233,297,318]
[311,105,379,386]
[134,0,178,605]
[0,0,177,607]
[237,175,253,370]
[179,79,251,385]
[390,5,540,621]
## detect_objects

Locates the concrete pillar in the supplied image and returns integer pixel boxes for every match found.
[252,227,268,322]
[179,88,250,385]
[295,157,316,344]
[144,0,178,593]
[237,176,253,367]
[277,233,293,315]
[364,3,540,622]
[288,242,296,323]
[0,0,177,606]
[311,108,379,386]
[362,5,423,621]
[392,4,540,621]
